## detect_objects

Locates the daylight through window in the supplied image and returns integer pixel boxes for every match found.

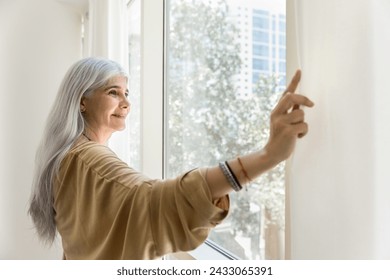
[165,0,286,259]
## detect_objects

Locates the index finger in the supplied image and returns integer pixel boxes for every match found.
[273,93,314,115]
[283,69,301,96]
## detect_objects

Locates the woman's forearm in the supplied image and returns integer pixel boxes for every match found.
[203,70,314,200]
[202,149,279,200]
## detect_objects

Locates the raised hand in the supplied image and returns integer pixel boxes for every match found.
[264,70,314,163]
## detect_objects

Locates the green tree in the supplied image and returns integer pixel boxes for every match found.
[166,0,285,259]
[166,0,242,173]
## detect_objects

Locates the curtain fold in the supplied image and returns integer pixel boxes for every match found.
[286,0,390,259]
[84,0,131,164]
[85,0,128,66]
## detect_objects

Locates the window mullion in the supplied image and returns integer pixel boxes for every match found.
[140,0,164,179]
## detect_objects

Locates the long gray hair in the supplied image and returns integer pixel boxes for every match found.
[28,57,128,244]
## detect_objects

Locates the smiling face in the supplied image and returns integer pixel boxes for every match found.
[80,75,130,143]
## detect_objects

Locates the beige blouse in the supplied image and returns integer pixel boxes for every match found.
[53,140,230,259]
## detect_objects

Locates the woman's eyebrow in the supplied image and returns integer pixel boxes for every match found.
[104,85,129,93]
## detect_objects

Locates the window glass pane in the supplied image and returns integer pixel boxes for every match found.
[128,0,141,170]
[272,15,276,31]
[253,58,269,71]
[279,33,286,45]
[253,30,269,43]
[279,47,286,60]
[253,16,269,29]
[279,61,286,72]
[253,44,269,57]
[279,19,286,32]
[165,0,286,260]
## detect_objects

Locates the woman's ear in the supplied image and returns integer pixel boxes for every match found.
[80,97,86,113]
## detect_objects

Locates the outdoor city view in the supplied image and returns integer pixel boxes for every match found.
[129,0,286,259]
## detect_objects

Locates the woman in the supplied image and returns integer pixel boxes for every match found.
[29,57,314,259]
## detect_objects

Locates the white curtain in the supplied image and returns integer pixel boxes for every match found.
[286,0,390,259]
[85,0,128,64]
[84,0,131,163]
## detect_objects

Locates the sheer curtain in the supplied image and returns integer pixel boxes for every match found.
[84,0,131,163]
[286,0,390,259]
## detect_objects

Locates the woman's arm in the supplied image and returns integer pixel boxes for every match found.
[203,70,315,200]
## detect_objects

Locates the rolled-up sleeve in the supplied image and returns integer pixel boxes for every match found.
[54,142,229,260]
[150,169,229,256]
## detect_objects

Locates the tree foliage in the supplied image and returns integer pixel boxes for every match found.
[166,0,285,259]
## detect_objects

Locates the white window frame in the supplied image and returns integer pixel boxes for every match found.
[139,0,235,260]
[139,0,289,260]
[139,0,164,179]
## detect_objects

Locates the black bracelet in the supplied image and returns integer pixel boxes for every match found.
[219,161,242,192]
[225,161,243,191]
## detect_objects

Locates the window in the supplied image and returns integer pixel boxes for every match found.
[128,0,141,170]
[165,0,286,260]
[253,58,269,71]
[279,61,286,72]
[129,0,164,180]
[279,19,286,32]
[279,33,286,45]
[130,0,286,260]
[253,30,269,43]
[253,16,269,29]
[253,44,269,57]
[279,47,286,60]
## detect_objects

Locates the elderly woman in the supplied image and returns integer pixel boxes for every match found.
[28,57,314,260]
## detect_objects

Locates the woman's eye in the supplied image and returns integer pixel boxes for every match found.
[109,90,117,96]
[125,92,129,98]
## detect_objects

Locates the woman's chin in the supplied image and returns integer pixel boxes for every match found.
[114,125,126,132]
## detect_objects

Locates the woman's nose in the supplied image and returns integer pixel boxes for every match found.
[120,95,131,109]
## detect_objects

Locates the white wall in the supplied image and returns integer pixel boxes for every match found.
[0,0,83,259]
[286,0,390,259]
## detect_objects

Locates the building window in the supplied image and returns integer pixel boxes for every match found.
[253,58,269,71]
[253,44,269,57]
[279,61,286,72]
[279,47,286,60]
[253,16,269,29]
[165,0,286,259]
[279,33,286,45]
[253,30,269,43]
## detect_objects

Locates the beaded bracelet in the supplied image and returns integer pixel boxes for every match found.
[219,161,242,192]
